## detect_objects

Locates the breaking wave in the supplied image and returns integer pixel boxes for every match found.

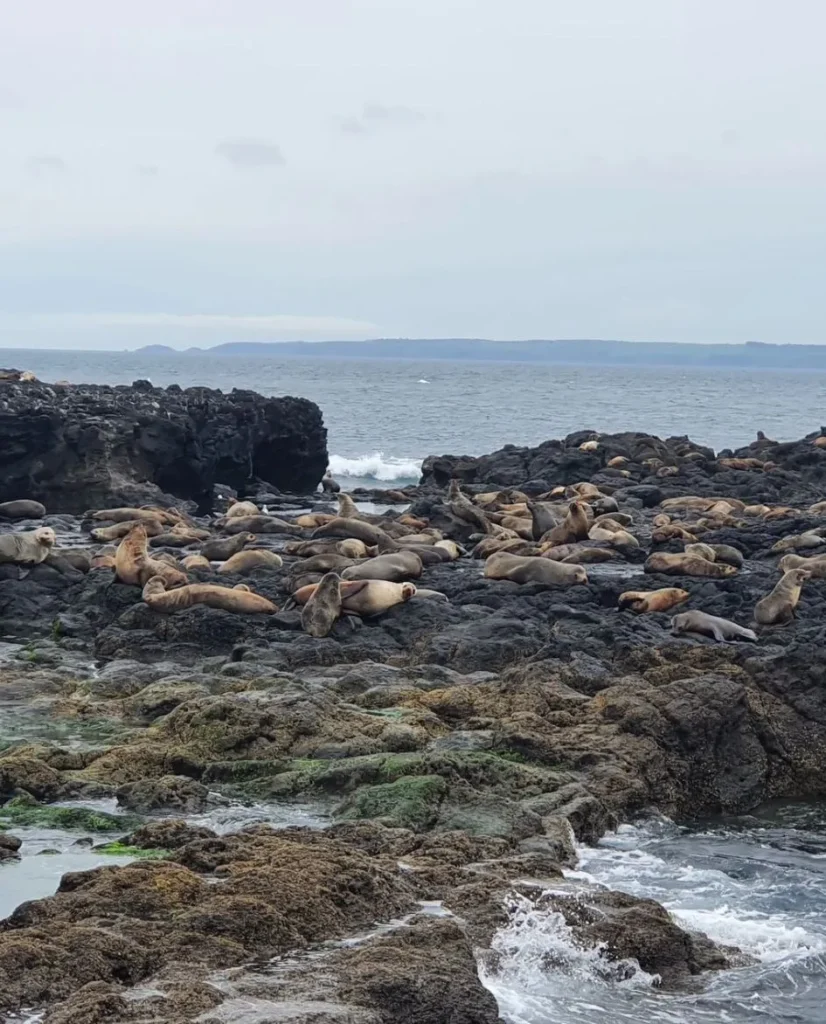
[327,452,422,483]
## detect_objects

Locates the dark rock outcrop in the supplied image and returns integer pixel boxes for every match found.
[0,379,327,512]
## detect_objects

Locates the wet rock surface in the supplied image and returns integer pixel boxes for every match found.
[4,423,826,1019]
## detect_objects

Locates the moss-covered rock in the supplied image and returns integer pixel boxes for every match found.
[94,842,167,859]
[337,775,448,831]
[0,798,140,833]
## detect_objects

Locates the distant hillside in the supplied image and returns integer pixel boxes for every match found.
[134,338,826,369]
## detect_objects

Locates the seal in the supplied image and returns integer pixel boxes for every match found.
[115,524,188,588]
[778,553,826,578]
[91,553,117,569]
[339,579,417,617]
[540,501,590,546]
[149,526,211,548]
[225,499,260,519]
[91,507,182,525]
[313,518,394,546]
[618,588,689,614]
[709,544,744,568]
[527,501,559,541]
[644,553,737,578]
[434,539,463,560]
[91,519,165,542]
[683,542,717,562]
[337,493,360,519]
[754,567,810,625]
[561,547,616,564]
[284,540,342,557]
[337,538,369,558]
[0,527,56,565]
[447,479,491,533]
[221,515,301,536]
[296,553,357,573]
[484,551,588,587]
[341,551,423,582]
[671,610,758,642]
[472,537,535,559]
[652,525,698,543]
[142,576,277,614]
[771,531,826,554]
[199,533,257,561]
[588,525,639,550]
[182,554,211,570]
[578,440,599,451]
[594,512,632,527]
[321,471,341,494]
[219,549,283,574]
[0,500,46,520]
[300,572,342,637]
[294,514,335,529]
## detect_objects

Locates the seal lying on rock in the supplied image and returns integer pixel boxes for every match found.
[91,519,165,542]
[484,552,587,587]
[219,549,283,574]
[199,533,256,561]
[224,499,260,519]
[618,588,689,614]
[671,610,757,642]
[91,506,182,525]
[115,525,187,588]
[0,500,46,520]
[341,551,423,582]
[0,527,56,565]
[644,553,737,578]
[289,578,416,617]
[754,568,810,625]
[142,576,278,614]
[778,553,826,578]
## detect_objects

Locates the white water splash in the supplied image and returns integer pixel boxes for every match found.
[327,452,421,482]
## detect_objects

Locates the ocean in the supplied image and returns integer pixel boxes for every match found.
[5,349,826,490]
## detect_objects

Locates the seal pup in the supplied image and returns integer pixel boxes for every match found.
[484,551,587,587]
[0,527,56,565]
[115,525,187,588]
[754,568,810,625]
[142,576,277,615]
[644,553,737,578]
[341,551,423,582]
[671,610,757,643]
[337,539,369,558]
[301,572,343,637]
[618,588,690,614]
[199,533,257,562]
[219,549,283,574]
[0,500,46,520]
[321,471,341,494]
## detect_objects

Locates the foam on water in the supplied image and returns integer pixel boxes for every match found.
[327,451,422,483]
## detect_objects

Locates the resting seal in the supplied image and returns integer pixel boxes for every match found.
[199,533,257,562]
[484,551,587,587]
[225,499,260,519]
[778,553,826,578]
[290,579,416,617]
[341,551,423,582]
[671,610,757,642]
[142,576,277,614]
[644,553,737,578]
[618,588,689,614]
[219,549,283,574]
[754,568,810,625]
[0,500,46,520]
[115,525,187,588]
[0,527,56,565]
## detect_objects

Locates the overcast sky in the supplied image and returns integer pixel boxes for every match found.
[1,0,825,349]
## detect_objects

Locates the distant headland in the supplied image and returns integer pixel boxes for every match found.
[134,338,826,369]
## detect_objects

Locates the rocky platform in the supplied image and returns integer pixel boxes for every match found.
[3,424,826,1021]
[0,377,328,513]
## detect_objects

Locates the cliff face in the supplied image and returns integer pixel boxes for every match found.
[0,379,328,512]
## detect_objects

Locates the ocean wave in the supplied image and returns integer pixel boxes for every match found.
[327,452,422,482]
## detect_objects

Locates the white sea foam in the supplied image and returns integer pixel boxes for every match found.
[327,452,422,482]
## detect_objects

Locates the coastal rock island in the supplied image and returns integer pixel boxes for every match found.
[1,388,825,1021]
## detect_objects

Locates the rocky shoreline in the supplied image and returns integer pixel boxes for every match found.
[3,404,826,1022]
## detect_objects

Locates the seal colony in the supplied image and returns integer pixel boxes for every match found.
[6,416,826,1020]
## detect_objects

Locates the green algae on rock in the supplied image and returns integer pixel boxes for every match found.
[0,798,141,833]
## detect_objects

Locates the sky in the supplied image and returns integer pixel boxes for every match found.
[1,0,825,349]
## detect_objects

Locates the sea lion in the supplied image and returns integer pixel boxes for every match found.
[588,526,639,551]
[182,554,211,570]
[709,544,745,568]
[671,610,757,642]
[651,525,698,543]
[754,568,810,625]
[199,533,257,561]
[540,501,590,546]
[808,501,826,515]
[225,499,260,519]
[618,588,689,614]
[398,515,430,530]
[149,527,211,548]
[222,515,301,536]
[321,471,341,494]
[527,501,560,541]
[743,504,772,517]
[607,456,628,468]
[0,527,56,565]
[291,572,323,592]
[300,572,343,637]
[337,493,360,519]
[579,440,599,452]
[90,554,117,570]
[660,497,714,512]
[410,588,449,602]
[284,540,342,557]
[91,519,165,542]
[684,542,717,562]
[484,551,588,587]
[219,549,283,574]
[142,577,277,615]
[771,531,826,554]
[91,507,180,525]
[297,553,357,574]
[53,548,92,573]
[472,537,534,559]
[313,518,394,546]
[814,437,826,449]
[447,479,490,533]
[594,512,632,527]
[339,579,417,617]
[778,553,826,578]
[0,500,46,520]
[434,539,463,560]
[561,547,617,564]
[341,551,423,582]
[337,539,369,558]
[115,525,188,588]
[652,514,671,528]
[644,553,737,578]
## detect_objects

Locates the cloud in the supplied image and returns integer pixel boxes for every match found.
[363,103,426,124]
[215,140,285,168]
[338,115,367,136]
[27,155,67,176]
[137,164,159,177]
[14,312,379,340]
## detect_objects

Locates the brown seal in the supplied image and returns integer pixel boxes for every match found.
[297,553,357,573]
[289,579,416,617]
[199,533,257,561]
[313,518,394,546]
[182,554,211,570]
[540,501,590,545]
[588,525,639,550]
[644,553,737,578]
[295,513,335,529]
[683,542,717,562]
[149,525,211,547]
[91,519,164,542]
[0,527,56,565]
[778,553,826,578]
[337,539,369,558]
[754,568,810,625]
[142,576,277,614]
[222,515,301,536]
[337,493,360,519]
[472,537,535,559]
[219,549,283,574]
[321,471,341,494]
[284,540,342,557]
[301,572,343,637]
[618,588,689,614]
[671,610,757,642]
[115,525,188,588]
[770,531,826,554]
[91,507,182,525]
[341,551,423,582]
[225,499,260,519]
[484,551,588,587]
[0,500,46,520]
[561,547,616,564]
[434,539,463,560]
[447,479,491,533]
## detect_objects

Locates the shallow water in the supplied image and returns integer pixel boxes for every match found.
[483,810,826,1023]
